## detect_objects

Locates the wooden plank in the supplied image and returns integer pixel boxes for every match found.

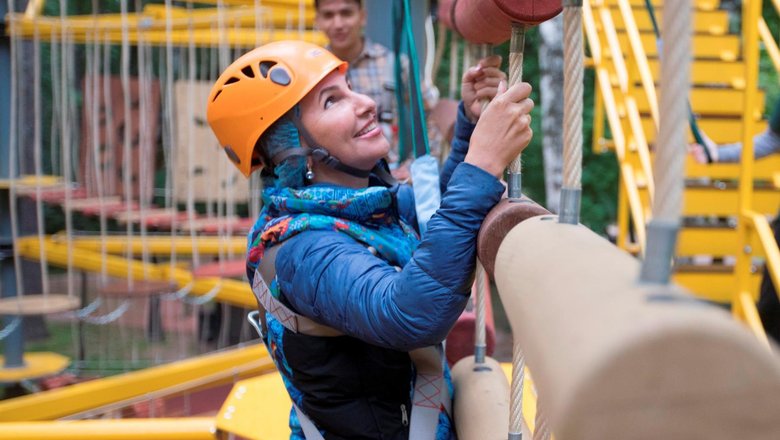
[617,150,779,183]
[677,226,771,257]
[636,185,780,217]
[646,59,747,88]
[673,269,761,304]
[601,58,747,88]
[639,117,768,144]
[605,0,721,11]
[614,32,739,59]
[623,86,765,118]
[609,7,729,35]
[173,81,250,203]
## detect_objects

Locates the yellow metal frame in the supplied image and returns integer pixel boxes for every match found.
[0,418,215,440]
[733,0,766,327]
[0,344,272,421]
[16,237,256,308]
[6,4,325,46]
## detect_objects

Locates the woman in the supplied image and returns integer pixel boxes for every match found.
[206,40,534,439]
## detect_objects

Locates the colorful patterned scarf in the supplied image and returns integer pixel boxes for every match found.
[247,185,420,281]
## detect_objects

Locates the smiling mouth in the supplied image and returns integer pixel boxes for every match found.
[355,122,377,137]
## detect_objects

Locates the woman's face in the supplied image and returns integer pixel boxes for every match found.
[299,70,389,172]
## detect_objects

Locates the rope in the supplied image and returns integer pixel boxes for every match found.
[59,0,76,301]
[100,31,113,286]
[0,317,22,341]
[642,0,711,163]
[473,42,493,363]
[448,32,460,99]
[163,0,179,280]
[509,343,525,439]
[5,7,24,313]
[185,12,200,269]
[181,281,221,306]
[651,1,689,223]
[120,0,135,289]
[33,17,51,297]
[639,0,690,284]
[562,7,583,190]
[136,22,152,279]
[507,24,527,199]
[532,404,551,440]
[81,300,132,325]
[161,282,194,301]
[474,260,487,363]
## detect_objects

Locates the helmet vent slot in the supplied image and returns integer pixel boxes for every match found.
[269,67,291,86]
[224,76,240,85]
[259,61,276,78]
[241,65,255,78]
[211,90,222,102]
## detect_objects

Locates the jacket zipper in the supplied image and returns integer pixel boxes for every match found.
[401,404,409,427]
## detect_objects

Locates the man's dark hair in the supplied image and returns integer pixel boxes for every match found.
[314,0,362,10]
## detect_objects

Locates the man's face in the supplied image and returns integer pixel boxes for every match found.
[315,0,366,54]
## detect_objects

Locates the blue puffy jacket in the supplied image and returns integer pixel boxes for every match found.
[253,104,505,439]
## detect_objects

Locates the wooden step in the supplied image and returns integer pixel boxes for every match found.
[673,266,761,304]
[685,154,780,180]
[646,59,747,88]
[606,0,721,12]
[640,117,768,144]
[614,32,739,59]
[677,225,772,258]
[599,56,748,88]
[622,86,765,118]
[636,183,780,217]
[609,7,729,35]
[618,151,779,185]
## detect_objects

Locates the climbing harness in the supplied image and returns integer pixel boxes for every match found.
[247,244,450,440]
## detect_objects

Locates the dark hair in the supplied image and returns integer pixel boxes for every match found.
[314,0,362,10]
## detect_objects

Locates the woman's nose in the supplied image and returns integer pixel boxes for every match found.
[353,92,376,116]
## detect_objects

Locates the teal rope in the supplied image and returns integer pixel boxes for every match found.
[392,0,431,161]
[643,0,712,162]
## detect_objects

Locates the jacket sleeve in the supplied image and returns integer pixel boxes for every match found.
[439,102,476,193]
[275,163,504,351]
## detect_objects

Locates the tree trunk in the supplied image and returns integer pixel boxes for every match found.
[539,16,565,213]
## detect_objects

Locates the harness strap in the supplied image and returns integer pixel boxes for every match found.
[250,243,449,439]
[253,244,343,337]
[409,345,450,439]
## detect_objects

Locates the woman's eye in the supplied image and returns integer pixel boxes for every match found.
[324,96,336,109]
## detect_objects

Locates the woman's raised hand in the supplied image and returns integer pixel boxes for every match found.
[461,55,506,123]
[464,81,534,178]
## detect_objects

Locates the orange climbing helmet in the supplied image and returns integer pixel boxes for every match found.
[206,40,347,177]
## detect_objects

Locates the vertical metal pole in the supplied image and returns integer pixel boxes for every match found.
[0,0,25,368]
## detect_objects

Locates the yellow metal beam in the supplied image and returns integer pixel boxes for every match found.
[758,18,780,75]
[606,0,721,10]
[640,117,767,144]
[673,270,762,304]
[142,4,315,28]
[6,13,325,46]
[625,86,766,119]
[609,7,728,35]
[0,345,273,421]
[677,226,768,258]
[43,235,247,256]
[15,238,256,308]
[0,419,216,440]
[613,32,740,59]
[636,186,780,217]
